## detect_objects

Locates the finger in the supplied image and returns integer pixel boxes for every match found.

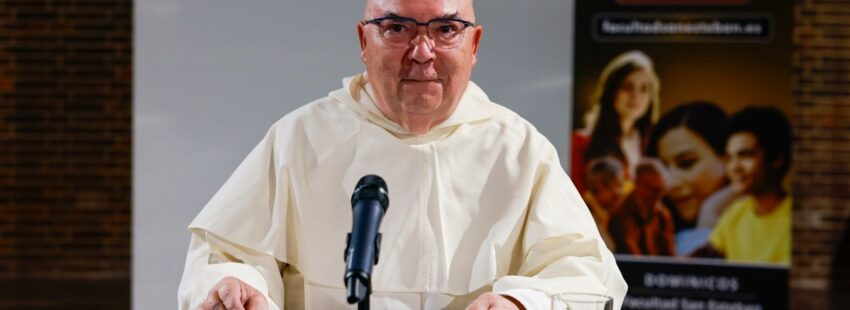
[466,299,488,310]
[200,290,223,310]
[244,291,269,310]
[217,284,246,310]
[200,300,224,310]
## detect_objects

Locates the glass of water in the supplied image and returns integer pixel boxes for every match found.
[551,293,613,310]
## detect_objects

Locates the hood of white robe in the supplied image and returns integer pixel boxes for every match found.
[328,73,513,143]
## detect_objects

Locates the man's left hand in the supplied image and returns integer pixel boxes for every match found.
[466,292,525,310]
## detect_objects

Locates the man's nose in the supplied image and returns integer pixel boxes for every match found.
[410,34,436,63]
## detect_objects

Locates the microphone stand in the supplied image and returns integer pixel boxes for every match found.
[360,293,370,310]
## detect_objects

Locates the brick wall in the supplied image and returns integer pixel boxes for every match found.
[0,1,131,309]
[793,0,850,308]
[0,0,847,309]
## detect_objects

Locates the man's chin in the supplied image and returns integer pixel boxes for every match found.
[401,97,443,114]
[401,80,443,95]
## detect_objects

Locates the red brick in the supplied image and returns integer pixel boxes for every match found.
[793,1,850,309]
[0,0,130,307]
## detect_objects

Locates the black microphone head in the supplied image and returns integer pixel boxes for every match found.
[351,174,389,212]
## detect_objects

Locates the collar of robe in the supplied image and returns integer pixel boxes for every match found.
[328,73,512,144]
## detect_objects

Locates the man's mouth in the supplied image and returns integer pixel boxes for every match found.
[401,78,441,86]
[402,77,440,82]
[402,70,440,82]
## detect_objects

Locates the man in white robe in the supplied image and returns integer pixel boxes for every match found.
[178,0,628,309]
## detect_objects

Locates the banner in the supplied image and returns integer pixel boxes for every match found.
[571,1,792,309]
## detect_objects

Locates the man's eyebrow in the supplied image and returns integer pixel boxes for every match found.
[381,11,461,20]
[438,12,460,19]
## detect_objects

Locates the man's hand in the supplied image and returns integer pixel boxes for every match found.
[466,292,525,310]
[199,276,269,310]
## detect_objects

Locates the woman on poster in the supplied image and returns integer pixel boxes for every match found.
[571,50,660,195]
[647,101,737,255]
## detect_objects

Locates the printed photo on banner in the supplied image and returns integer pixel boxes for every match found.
[571,1,792,308]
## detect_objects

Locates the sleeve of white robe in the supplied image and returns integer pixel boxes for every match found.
[177,231,283,310]
[493,141,629,310]
[177,125,292,310]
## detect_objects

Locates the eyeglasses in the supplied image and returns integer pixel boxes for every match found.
[361,16,475,49]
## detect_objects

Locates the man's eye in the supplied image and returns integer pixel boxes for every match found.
[388,24,408,33]
[438,25,456,33]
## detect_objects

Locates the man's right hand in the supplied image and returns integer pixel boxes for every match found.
[199,276,269,310]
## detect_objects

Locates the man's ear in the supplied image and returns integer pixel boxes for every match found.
[470,25,483,66]
[357,23,368,64]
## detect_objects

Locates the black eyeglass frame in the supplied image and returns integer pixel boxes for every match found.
[360,16,476,31]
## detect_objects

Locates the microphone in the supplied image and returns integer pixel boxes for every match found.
[344,175,389,305]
